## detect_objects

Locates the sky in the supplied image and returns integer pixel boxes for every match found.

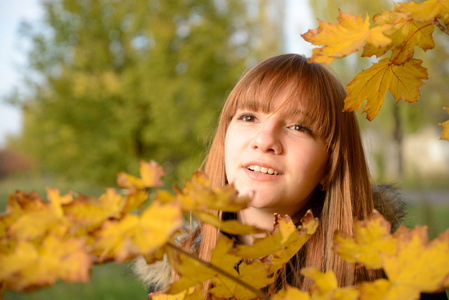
[0,0,315,146]
[0,0,43,146]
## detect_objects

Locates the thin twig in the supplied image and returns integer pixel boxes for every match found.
[167,242,270,300]
[433,18,449,35]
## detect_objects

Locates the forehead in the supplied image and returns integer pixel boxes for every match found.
[235,79,311,121]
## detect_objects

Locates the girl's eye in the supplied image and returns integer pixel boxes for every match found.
[237,113,258,123]
[289,124,312,134]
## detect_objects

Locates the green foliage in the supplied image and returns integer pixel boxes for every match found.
[9,0,282,186]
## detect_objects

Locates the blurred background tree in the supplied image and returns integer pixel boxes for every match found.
[5,0,284,186]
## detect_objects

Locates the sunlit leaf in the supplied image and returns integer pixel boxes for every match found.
[231,211,318,265]
[333,211,396,269]
[301,268,359,300]
[93,200,183,262]
[150,287,203,300]
[1,236,90,291]
[397,0,449,22]
[63,188,126,233]
[8,205,68,240]
[381,227,449,297]
[302,10,391,65]
[358,279,392,300]
[173,172,250,212]
[193,211,265,235]
[117,160,165,190]
[122,189,148,214]
[140,160,165,188]
[209,236,271,300]
[344,58,428,120]
[363,7,435,63]
[271,286,310,300]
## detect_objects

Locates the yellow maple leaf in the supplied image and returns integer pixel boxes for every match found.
[381,227,449,298]
[93,200,183,262]
[1,236,90,291]
[209,237,273,300]
[301,268,359,300]
[63,188,126,233]
[302,10,390,65]
[194,211,265,235]
[397,0,449,22]
[440,107,449,141]
[150,288,203,300]
[8,204,69,240]
[358,279,392,300]
[333,211,396,269]
[362,7,435,63]
[230,211,318,265]
[140,160,165,187]
[121,189,148,214]
[271,286,310,300]
[117,160,165,189]
[1,192,47,239]
[172,172,250,212]
[344,58,428,120]
[168,235,272,300]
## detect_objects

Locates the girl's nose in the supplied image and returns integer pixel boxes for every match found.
[251,121,283,154]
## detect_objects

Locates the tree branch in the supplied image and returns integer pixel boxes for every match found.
[433,18,449,35]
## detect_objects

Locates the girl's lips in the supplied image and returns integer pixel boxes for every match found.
[243,162,283,175]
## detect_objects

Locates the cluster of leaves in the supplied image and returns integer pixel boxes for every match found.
[302,0,449,140]
[1,160,449,299]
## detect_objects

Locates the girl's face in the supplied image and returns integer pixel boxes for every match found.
[224,99,329,217]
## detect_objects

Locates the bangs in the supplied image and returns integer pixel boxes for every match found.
[224,58,343,145]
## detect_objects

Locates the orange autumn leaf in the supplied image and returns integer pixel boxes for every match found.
[0,236,90,291]
[117,160,165,189]
[344,58,428,120]
[333,211,396,269]
[301,268,359,300]
[1,192,47,239]
[362,7,435,63]
[440,107,449,141]
[193,211,265,235]
[8,202,69,240]
[302,10,391,65]
[230,211,318,264]
[93,200,183,262]
[63,188,126,233]
[271,286,310,300]
[380,227,449,298]
[150,288,203,300]
[172,172,250,212]
[358,279,392,300]
[168,235,271,300]
[121,189,148,214]
[140,160,165,188]
[397,0,449,22]
[167,213,315,300]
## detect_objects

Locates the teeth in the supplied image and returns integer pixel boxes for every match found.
[248,165,279,175]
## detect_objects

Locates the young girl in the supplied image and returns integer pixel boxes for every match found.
[135,53,406,295]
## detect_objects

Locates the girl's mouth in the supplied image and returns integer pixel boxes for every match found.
[246,165,280,175]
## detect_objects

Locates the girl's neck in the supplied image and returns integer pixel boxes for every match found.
[237,207,276,245]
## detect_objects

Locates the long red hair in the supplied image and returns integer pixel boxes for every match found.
[198,54,380,291]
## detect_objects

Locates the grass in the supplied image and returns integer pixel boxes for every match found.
[2,263,146,300]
